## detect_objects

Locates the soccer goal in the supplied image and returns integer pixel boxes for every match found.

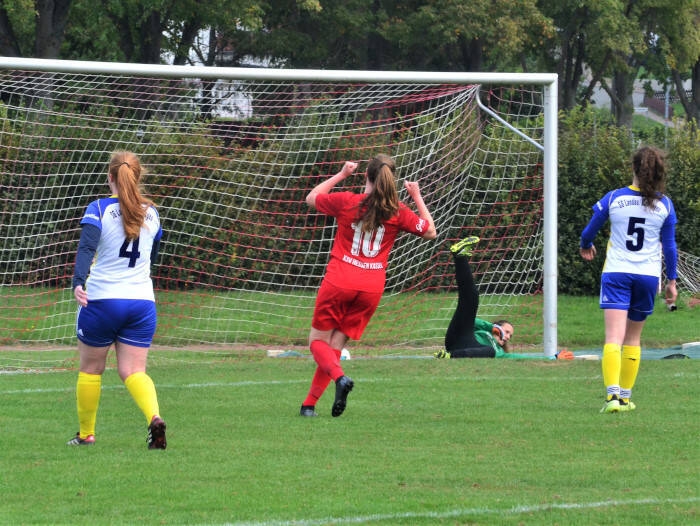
[0,57,558,356]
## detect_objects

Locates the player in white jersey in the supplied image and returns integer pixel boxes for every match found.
[580,146,678,414]
[67,151,167,449]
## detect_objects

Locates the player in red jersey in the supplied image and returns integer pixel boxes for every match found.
[300,154,437,418]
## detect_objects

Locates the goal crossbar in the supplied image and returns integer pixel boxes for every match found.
[0,57,557,85]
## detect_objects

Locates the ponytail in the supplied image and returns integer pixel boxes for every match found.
[358,154,399,232]
[632,146,666,210]
[108,151,153,239]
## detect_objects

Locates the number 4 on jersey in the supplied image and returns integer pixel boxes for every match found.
[119,238,141,267]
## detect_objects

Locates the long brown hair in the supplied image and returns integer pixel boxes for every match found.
[108,151,153,239]
[357,154,400,232]
[632,146,667,210]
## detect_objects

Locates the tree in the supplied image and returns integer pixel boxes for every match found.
[537,0,588,111]
[62,0,172,64]
[545,0,649,126]
[0,0,26,56]
[0,0,72,58]
[233,0,552,72]
[375,0,553,72]
[4,0,273,66]
[651,1,700,124]
[584,0,700,127]
[540,0,700,126]
[672,58,700,124]
[224,0,361,69]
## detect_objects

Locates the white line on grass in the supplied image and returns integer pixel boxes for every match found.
[0,379,309,395]
[0,374,605,396]
[224,496,700,526]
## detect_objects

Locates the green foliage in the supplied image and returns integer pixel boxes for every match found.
[0,0,34,55]
[667,121,700,250]
[60,0,127,62]
[557,106,632,294]
[0,75,209,287]
[0,110,120,286]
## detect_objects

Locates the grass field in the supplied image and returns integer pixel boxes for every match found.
[2,290,698,350]
[1,348,698,524]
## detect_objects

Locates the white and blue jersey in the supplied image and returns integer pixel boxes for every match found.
[80,196,162,301]
[581,185,678,319]
[581,185,678,279]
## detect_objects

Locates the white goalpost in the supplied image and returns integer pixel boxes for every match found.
[0,57,559,356]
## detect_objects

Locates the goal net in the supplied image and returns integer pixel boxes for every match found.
[676,250,699,296]
[0,59,558,354]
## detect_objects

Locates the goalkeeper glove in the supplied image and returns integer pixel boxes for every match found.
[555,349,574,360]
[492,324,505,340]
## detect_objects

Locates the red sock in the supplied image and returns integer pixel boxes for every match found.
[302,366,332,406]
[309,340,344,381]
[303,346,342,405]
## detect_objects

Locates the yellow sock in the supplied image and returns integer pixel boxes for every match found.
[124,372,160,423]
[620,345,641,401]
[602,343,622,398]
[76,372,101,438]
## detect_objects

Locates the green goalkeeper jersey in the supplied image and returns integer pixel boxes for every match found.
[474,318,547,359]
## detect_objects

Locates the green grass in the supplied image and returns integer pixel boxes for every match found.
[93,289,700,349]
[1,351,698,524]
[1,288,698,350]
[557,295,698,350]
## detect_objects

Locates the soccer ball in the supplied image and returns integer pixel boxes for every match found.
[340,348,351,360]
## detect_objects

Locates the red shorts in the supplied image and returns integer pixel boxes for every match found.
[311,280,383,340]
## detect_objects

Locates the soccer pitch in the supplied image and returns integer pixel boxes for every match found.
[1,350,698,524]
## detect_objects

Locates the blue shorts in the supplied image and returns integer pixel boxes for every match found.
[599,272,659,322]
[76,299,157,348]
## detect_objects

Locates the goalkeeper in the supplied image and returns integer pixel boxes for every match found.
[435,237,573,360]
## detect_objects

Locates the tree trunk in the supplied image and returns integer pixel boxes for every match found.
[34,0,72,58]
[558,29,585,110]
[0,5,21,56]
[611,70,635,128]
[459,37,482,72]
[139,10,163,64]
[366,0,384,69]
[172,19,202,66]
[672,58,700,125]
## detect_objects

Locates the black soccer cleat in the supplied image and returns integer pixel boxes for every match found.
[299,405,318,417]
[147,416,167,450]
[66,432,95,446]
[331,375,354,418]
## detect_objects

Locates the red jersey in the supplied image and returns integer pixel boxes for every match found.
[315,191,429,293]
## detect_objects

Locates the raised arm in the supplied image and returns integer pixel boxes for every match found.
[403,181,437,239]
[305,161,358,209]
